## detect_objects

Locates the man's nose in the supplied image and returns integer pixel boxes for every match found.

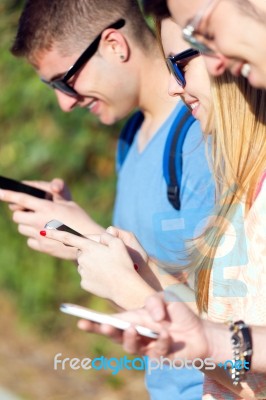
[203,53,227,77]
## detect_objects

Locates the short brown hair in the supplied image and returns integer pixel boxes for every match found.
[142,0,170,19]
[11,0,154,62]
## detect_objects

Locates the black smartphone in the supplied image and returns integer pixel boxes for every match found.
[0,175,52,200]
[44,219,86,238]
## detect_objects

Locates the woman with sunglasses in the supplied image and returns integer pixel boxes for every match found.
[156,16,266,399]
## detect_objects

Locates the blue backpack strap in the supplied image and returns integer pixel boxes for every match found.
[163,104,196,210]
[116,110,144,171]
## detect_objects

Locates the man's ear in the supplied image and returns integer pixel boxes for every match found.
[99,29,130,62]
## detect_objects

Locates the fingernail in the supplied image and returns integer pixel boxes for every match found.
[77,320,86,330]
[134,263,139,272]
[40,230,46,237]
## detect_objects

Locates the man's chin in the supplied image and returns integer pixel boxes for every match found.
[98,114,117,126]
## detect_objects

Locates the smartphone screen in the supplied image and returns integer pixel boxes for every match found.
[0,175,52,200]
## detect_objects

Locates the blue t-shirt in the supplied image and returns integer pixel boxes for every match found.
[113,101,214,399]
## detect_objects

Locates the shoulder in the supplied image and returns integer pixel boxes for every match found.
[247,175,266,233]
[183,120,207,151]
[182,121,212,171]
[253,171,266,203]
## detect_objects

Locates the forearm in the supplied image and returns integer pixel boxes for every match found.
[250,326,266,373]
[81,217,105,235]
[137,257,192,295]
[140,257,198,313]
[112,273,157,310]
[204,320,232,363]
[203,368,256,399]
[202,321,266,399]
[139,256,186,289]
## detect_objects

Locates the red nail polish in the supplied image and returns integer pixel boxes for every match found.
[40,230,46,237]
[134,263,139,272]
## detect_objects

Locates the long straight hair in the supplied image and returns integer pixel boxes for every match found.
[195,73,266,312]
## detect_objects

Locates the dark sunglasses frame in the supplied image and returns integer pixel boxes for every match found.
[41,19,126,97]
[166,48,200,88]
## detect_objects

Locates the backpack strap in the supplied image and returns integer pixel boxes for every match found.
[116,110,144,171]
[116,105,195,211]
[163,104,196,210]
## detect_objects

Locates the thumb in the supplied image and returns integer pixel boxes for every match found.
[106,226,120,237]
[51,178,72,200]
[50,178,65,193]
[99,232,118,246]
[145,293,167,322]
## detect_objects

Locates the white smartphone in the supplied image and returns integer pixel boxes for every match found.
[44,219,86,238]
[60,303,159,339]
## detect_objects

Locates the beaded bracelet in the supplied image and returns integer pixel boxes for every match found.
[228,320,253,385]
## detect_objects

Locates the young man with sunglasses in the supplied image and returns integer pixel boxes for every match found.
[4,0,215,398]
[144,0,266,89]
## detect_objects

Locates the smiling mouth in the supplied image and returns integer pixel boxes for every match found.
[87,99,98,110]
[190,101,199,111]
[182,100,200,118]
[230,61,250,78]
[184,101,199,115]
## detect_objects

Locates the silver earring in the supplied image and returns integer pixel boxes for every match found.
[241,63,251,78]
[120,54,125,60]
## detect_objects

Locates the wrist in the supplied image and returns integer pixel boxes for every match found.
[113,269,156,310]
[139,256,163,292]
[203,320,232,363]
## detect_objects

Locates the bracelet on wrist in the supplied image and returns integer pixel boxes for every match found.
[228,320,253,385]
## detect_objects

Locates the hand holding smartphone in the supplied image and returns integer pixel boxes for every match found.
[0,175,52,200]
[60,303,159,339]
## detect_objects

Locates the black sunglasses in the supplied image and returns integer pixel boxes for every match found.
[166,48,200,88]
[41,19,126,97]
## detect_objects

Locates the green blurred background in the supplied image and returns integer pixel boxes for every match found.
[0,1,147,399]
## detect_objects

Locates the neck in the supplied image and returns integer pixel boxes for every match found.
[133,45,179,150]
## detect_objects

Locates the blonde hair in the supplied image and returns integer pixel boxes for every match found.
[195,72,266,312]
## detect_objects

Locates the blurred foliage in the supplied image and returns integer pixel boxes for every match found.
[0,0,123,333]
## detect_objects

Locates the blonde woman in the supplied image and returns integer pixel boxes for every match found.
[194,70,266,400]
